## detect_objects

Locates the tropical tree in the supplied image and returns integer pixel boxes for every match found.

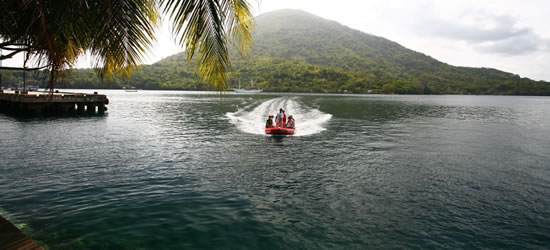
[0,0,254,91]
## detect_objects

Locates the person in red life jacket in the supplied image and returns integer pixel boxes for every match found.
[265,115,274,128]
[285,115,295,129]
[275,108,284,128]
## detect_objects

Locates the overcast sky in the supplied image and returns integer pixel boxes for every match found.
[3,0,549,81]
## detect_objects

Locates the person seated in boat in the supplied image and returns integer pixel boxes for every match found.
[282,109,287,126]
[275,108,284,128]
[285,115,295,129]
[266,115,275,128]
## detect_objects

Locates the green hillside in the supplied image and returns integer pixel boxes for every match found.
[2,9,550,95]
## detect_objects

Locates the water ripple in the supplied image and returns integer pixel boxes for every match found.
[1,91,549,249]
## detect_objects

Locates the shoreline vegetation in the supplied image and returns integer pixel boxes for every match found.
[5,83,550,97]
[2,65,549,96]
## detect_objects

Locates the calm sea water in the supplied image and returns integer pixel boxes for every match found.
[1,91,549,249]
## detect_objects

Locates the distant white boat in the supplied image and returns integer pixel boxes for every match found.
[233,89,262,93]
[123,87,139,92]
[233,79,262,93]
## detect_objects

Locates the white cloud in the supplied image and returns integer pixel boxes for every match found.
[255,0,550,81]
[474,33,542,55]
[412,8,549,56]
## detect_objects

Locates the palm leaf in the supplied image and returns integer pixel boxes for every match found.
[80,0,160,78]
[162,0,254,90]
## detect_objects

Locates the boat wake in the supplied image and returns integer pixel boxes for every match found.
[226,97,332,136]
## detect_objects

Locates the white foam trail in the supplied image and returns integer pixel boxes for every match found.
[226,97,332,136]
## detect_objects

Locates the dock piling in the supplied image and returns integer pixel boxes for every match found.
[98,104,106,114]
[87,103,96,114]
[77,103,85,113]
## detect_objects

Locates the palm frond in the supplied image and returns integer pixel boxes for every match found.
[84,0,160,79]
[162,0,254,90]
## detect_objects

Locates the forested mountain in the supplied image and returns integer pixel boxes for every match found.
[2,9,549,95]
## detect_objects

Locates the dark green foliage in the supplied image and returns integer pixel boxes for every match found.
[2,9,549,95]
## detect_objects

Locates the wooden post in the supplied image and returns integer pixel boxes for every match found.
[68,103,76,114]
[87,103,96,114]
[98,103,105,114]
[77,103,85,113]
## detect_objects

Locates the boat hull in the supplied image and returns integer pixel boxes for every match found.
[265,127,295,136]
[233,89,262,93]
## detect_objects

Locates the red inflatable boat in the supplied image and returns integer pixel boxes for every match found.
[265,127,295,136]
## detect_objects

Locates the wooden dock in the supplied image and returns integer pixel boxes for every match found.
[0,90,109,116]
[0,216,43,250]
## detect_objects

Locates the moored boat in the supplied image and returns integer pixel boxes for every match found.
[233,79,262,93]
[265,127,295,136]
[234,89,262,93]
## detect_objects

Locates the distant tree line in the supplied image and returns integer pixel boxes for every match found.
[2,59,549,95]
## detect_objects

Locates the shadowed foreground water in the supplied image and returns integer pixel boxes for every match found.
[1,91,549,249]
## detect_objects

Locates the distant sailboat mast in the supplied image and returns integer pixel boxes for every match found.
[233,77,262,93]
